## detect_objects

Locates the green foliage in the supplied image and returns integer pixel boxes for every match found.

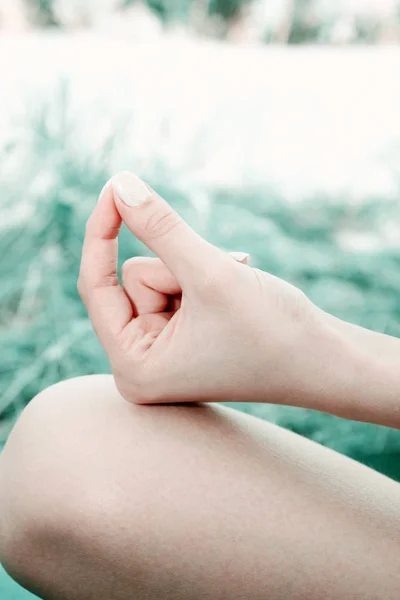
[30,0,53,13]
[125,0,251,22]
[23,0,400,43]
[144,0,190,22]
[208,0,251,20]
[28,0,59,26]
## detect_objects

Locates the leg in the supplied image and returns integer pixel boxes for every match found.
[0,375,399,600]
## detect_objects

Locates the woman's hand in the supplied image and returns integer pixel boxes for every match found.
[79,171,337,406]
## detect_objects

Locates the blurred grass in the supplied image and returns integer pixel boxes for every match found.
[25,0,400,44]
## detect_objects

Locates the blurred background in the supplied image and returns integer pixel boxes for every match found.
[1,1,400,597]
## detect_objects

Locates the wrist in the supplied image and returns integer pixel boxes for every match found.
[300,317,400,428]
[321,309,400,362]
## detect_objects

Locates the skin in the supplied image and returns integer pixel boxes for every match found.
[0,375,399,600]
[0,171,399,598]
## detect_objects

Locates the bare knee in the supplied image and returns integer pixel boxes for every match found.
[0,375,127,593]
[0,375,220,598]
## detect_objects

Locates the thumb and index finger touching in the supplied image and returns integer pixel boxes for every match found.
[79,171,248,350]
[111,171,234,286]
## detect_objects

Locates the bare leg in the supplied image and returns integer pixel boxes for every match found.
[0,375,399,600]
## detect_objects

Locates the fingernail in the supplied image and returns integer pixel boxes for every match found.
[230,252,251,263]
[111,171,151,207]
[98,179,111,203]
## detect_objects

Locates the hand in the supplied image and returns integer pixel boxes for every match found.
[78,171,336,405]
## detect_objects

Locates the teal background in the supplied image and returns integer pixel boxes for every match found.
[0,566,37,600]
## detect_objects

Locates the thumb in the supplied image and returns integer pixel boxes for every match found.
[111,171,223,284]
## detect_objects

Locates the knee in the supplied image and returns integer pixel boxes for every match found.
[0,375,222,596]
[0,374,121,591]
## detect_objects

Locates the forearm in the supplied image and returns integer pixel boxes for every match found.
[322,310,400,361]
[278,314,400,429]
[323,311,400,428]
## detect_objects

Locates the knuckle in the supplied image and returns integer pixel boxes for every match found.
[197,263,236,297]
[121,256,148,279]
[95,273,119,289]
[289,286,309,322]
[120,260,133,283]
[143,207,181,239]
[123,256,149,268]
[251,268,266,293]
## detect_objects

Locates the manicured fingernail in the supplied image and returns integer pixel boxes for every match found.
[98,179,111,203]
[230,252,251,263]
[111,171,151,207]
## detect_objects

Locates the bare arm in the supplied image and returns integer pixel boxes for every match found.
[323,310,400,360]
[291,309,400,429]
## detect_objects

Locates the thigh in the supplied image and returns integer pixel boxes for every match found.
[1,375,400,600]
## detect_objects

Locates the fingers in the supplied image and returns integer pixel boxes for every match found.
[122,252,250,316]
[111,171,227,286]
[78,182,133,351]
[79,170,252,361]
[122,257,182,316]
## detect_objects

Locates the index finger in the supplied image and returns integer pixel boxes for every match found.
[78,181,133,351]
